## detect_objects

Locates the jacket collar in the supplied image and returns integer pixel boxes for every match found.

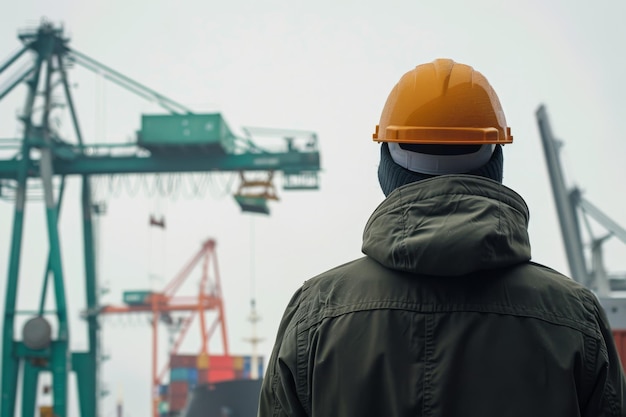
[362,175,531,276]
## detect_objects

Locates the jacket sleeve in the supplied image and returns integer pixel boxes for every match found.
[257,286,308,417]
[584,295,626,417]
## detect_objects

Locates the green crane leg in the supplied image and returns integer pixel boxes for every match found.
[22,360,40,417]
[2,151,30,417]
[61,46,99,416]
[50,341,68,417]
[0,338,19,417]
[73,353,97,417]
[45,206,69,417]
[79,176,98,417]
[38,48,69,417]
[39,178,65,316]
[2,51,39,417]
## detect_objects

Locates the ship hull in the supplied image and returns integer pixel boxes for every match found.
[183,379,263,417]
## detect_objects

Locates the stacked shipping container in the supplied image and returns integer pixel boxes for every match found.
[162,354,264,416]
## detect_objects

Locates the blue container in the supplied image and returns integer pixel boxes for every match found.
[242,357,264,379]
[187,368,198,383]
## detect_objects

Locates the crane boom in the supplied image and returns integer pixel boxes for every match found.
[536,104,626,334]
[577,196,626,245]
[535,105,590,288]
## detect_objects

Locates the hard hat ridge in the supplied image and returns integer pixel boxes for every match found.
[373,58,512,146]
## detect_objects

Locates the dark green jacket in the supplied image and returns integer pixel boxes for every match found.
[258,175,626,416]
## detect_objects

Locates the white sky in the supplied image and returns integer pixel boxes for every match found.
[1,1,626,416]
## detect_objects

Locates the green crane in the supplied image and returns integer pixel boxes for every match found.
[0,21,320,417]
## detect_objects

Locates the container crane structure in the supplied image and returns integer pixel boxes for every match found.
[99,238,227,417]
[0,21,321,417]
[536,105,626,332]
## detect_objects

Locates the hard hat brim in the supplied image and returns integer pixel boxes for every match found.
[373,125,513,145]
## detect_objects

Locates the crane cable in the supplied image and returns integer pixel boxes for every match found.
[250,217,256,304]
[148,190,167,290]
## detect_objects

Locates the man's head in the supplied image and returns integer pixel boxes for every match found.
[373,59,513,196]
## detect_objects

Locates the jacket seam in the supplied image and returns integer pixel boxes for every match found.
[270,370,282,417]
[606,376,621,416]
[583,333,598,406]
[579,290,621,415]
[374,175,528,219]
[398,186,410,268]
[372,190,528,225]
[291,301,598,338]
[423,313,434,417]
[599,338,621,416]
[296,320,311,416]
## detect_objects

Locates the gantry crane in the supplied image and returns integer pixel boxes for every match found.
[100,238,227,417]
[0,21,321,417]
[536,105,626,332]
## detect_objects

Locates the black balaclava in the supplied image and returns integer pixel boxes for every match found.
[377,142,504,197]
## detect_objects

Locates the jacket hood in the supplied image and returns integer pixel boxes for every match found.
[362,175,531,276]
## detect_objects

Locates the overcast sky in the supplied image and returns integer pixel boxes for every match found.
[1,1,626,416]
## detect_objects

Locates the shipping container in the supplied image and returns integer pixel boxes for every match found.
[208,369,236,384]
[168,381,189,397]
[170,354,198,368]
[207,355,233,369]
[187,368,198,383]
[138,113,237,155]
[197,370,210,384]
[612,330,626,374]
[242,356,264,379]
[122,290,153,306]
[232,356,244,371]
[233,195,270,215]
[168,393,188,412]
[170,367,193,382]
[197,368,237,384]
[196,353,208,369]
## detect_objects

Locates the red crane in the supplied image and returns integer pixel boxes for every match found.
[100,238,229,417]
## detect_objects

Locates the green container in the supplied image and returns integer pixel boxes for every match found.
[138,113,237,154]
[234,195,270,215]
[123,290,153,306]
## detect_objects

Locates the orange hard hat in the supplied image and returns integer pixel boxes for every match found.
[373,59,512,145]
